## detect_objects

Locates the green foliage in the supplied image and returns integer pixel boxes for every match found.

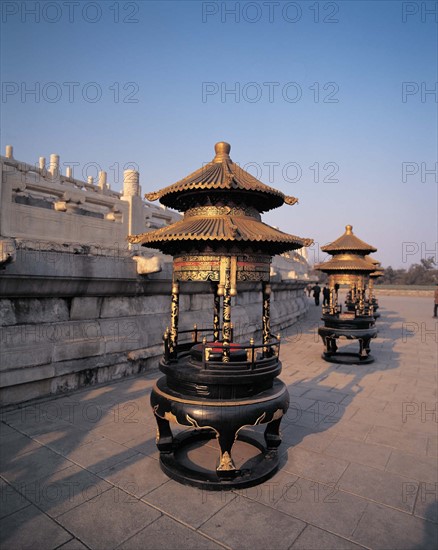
[376,257,437,286]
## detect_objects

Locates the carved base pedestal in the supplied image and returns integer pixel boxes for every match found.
[150,378,289,490]
[318,315,378,365]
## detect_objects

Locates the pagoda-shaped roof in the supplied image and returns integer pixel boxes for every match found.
[145,142,298,212]
[130,141,312,256]
[315,253,377,274]
[321,225,377,255]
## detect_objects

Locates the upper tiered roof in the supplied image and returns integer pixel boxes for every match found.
[144,142,298,212]
[321,225,377,255]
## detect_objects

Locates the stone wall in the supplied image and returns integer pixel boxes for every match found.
[0,252,308,408]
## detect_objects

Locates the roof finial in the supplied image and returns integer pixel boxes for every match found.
[345,225,353,234]
[213,142,231,163]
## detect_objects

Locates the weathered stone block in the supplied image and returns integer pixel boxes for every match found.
[70,297,102,320]
[13,298,69,324]
[0,342,53,371]
[0,378,53,406]
[127,344,163,361]
[179,310,211,332]
[139,295,171,315]
[99,314,168,351]
[0,364,55,387]
[100,296,170,318]
[235,291,261,306]
[178,295,191,312]
[0,299,16,326]
[190,294,213,311]
[52,339,105,363]
[104,334,146,355]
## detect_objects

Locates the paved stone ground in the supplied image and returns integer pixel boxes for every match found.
[0,295,437,550]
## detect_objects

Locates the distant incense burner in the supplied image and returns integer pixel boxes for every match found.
[315,225,378,364]
[129,142,312,489]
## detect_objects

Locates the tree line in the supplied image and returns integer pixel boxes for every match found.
[375,258,437,286]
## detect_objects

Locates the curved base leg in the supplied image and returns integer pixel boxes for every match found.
[154,413,174,454]
[217,430,238,479]
[264,417,282,451]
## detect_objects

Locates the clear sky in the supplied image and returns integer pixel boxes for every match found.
[1,0,437,268]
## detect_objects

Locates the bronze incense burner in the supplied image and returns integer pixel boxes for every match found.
[315,225,378,364]
[129,142,312,489]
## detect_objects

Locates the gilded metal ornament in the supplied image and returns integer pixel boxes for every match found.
[262,282,271,355]
[213,287,220,342]
[185,205,261,220]
[169,282,179,357]
[222,257,232,362]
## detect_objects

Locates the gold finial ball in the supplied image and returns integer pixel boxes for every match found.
[345,224,353,233]
[214,142,231,155]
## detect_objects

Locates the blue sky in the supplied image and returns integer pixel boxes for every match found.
[1,0,437,268]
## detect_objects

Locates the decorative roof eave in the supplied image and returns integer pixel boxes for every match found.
[314,264,377,273]
[144,142,298,212]
[128,215,313,250]
[284,196,299,206]
[321,225,377,254]
[315,254,377,274]
[370,268,385,278]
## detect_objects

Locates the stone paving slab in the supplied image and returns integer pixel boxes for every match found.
[0,503,72,550]
[56,487,162,550]
[199,497,307,549]
[12,464,112,518]
[117,515,223,550]
[0,479,30,520]
[98,453,169,499]
[0,295,437,549]
[290,524,364,549]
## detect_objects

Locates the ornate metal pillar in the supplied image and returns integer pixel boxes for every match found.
[169,281,179,357]
[357,278,365,315]
[262,282,271,356]
[222,257,232,362]
[213,283,220,342]
[350,282,356,303]
[329,274,336,314]
[368,277,374,302]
